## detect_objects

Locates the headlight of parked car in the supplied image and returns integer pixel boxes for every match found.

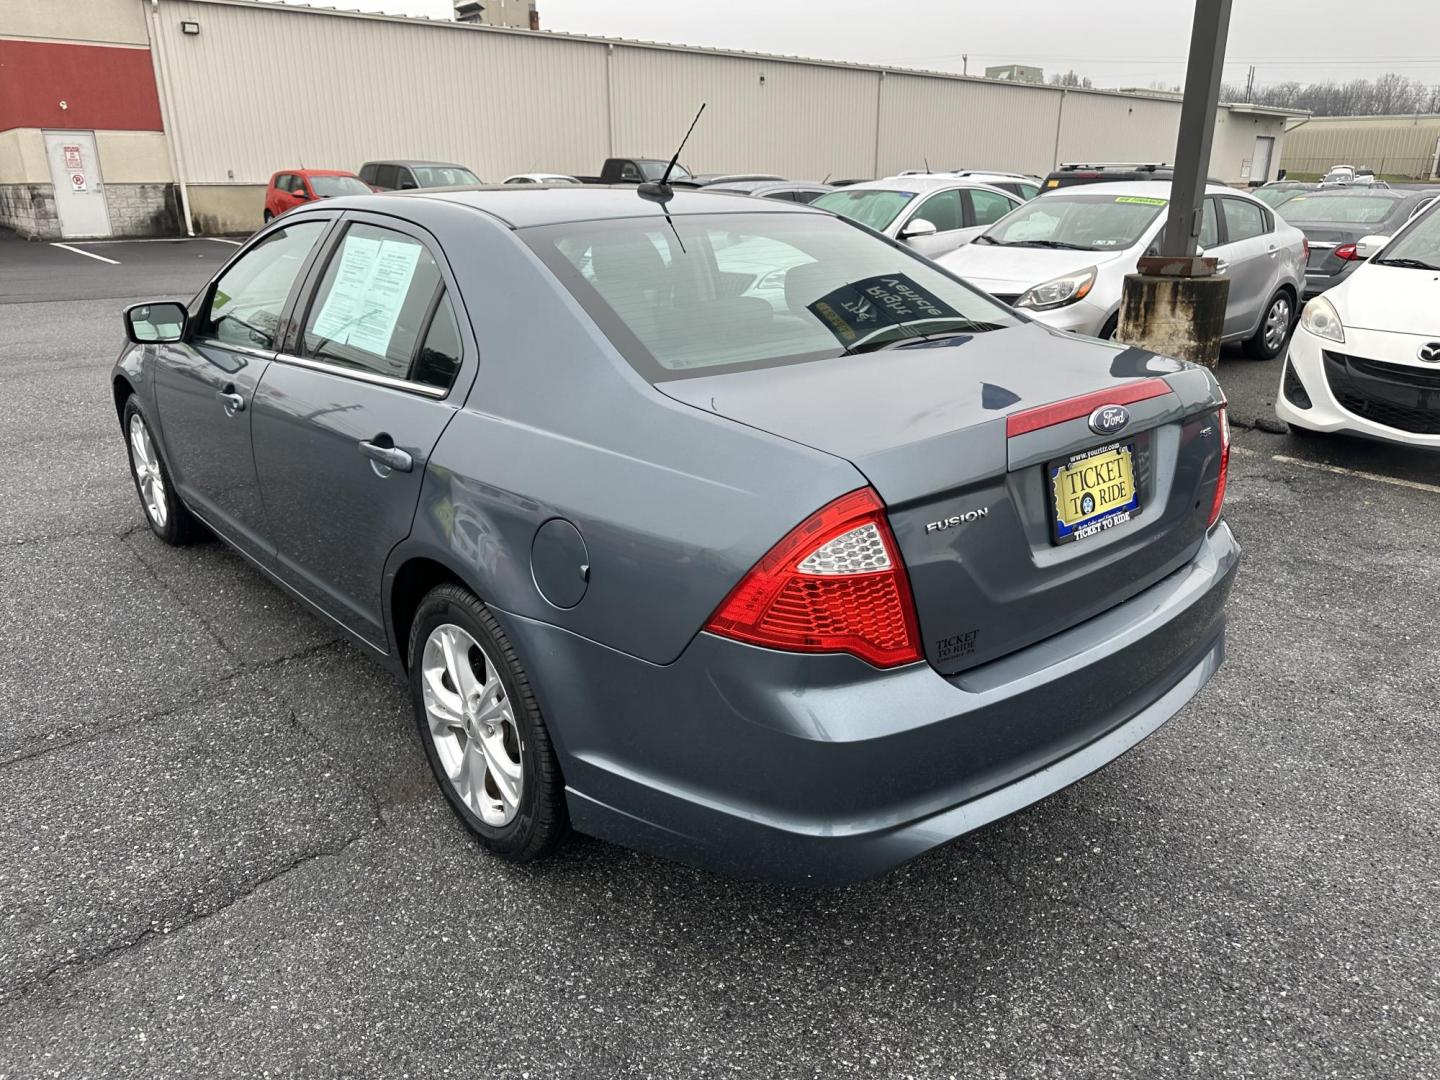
[1014,267,1097,311]
[1300,295,1345,343]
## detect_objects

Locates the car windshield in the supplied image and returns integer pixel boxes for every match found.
[524,212,1020,381]
[1278,195,1398,225]
[1323,171,1353,184]
[1372,203,1440,269]
[811,189,917,231]
[637,161,692,181]
[978,192,1165,250]
[411,166,480,187]
[309,176,370,197]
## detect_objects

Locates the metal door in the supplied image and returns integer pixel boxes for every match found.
[43,131,111,238]
[1251,136,1275,184]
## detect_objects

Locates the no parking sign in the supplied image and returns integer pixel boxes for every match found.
[70,172,87,192]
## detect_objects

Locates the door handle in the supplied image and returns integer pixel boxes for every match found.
[1215,259,1230,274]
[359,439,413,473]
[216,389,246,415]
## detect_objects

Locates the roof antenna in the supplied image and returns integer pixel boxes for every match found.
[821,171,832,184]
[638,102,706,204]
[638,102,705,255]
[924,156,931,173]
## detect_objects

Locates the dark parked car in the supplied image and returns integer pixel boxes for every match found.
[1252,181,1317,210]
[113,187,1238,885]
[358,160,482,190]
[702,179,835,203]
[1277,186,1440,296]
[575,157,693,184]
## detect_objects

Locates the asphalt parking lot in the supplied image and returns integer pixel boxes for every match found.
[1,233,1437,1079]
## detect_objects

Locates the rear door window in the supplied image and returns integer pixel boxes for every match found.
[967,188,1015,227]
[374,164,400,190]
[300,222,444,381]
[200,220,328,350]
[1220,197,1267,242]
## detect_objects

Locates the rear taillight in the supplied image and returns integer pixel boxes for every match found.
[1334,243,1360,261]
[1207,405,1230,529]
[704,488,922,668]
[1302,238,1310,262]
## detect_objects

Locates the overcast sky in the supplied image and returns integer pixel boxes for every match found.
[323,0,1440,89]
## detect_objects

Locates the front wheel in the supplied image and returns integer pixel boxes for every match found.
[262,210,274,223]
[123,397,202,545]
[409,584,567,861]
[1244,291,1294,360]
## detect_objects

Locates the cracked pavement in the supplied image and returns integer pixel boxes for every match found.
[0,236,1437,1078]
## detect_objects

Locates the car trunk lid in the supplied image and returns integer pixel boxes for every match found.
[657,322,1227,673]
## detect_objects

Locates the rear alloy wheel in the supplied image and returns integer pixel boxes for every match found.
[1245,292,1293,360]
[122,398,201,545]
[409,585,566,860]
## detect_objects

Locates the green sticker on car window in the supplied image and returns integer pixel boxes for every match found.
[1114,196,1166,206]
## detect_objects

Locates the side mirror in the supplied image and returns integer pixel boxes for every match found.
[124,301,187,344]
[1355,234,1391,258]
[900,218,938,241]
[399,179,418,191]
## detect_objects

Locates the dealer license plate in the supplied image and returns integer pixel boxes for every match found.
[1049,441,1139,544]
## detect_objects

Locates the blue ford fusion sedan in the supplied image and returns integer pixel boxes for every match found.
[113,185,1238,885]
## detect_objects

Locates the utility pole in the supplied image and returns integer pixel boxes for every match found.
[1244,64,1255,101]
[1117,0,1234,368]
[962,54,968,77]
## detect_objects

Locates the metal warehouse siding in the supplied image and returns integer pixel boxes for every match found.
[608,45,879,180]
[1054,92,1181,166]
[154,1,610,182]
[877,75,1060,176]
[148,0,1295,207]
[1280,115,1440,179]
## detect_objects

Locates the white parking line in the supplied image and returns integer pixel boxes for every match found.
[1271,454,1440,494]
[205,237,243,246]
[50,243,120,265]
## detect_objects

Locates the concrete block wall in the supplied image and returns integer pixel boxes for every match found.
[0,184,57,239]
[105,183,182,236]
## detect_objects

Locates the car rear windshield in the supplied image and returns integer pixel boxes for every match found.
[811,189,917,231]
[637,161,692,181]
[976,191,1165,251]
[523,211,1020,381]
[1253,187,1306,208]
[309,176,371,197]
[1278,195,1398,224]
[411,166,481,187]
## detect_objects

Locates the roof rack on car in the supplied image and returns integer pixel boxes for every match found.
[1056,162,1172,172]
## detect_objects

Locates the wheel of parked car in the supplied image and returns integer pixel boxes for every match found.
[1099,314,1120,341]
[122,396,202,545]
[263,210,274,223]
[1244,290,1294,360]
[408,584,567,860]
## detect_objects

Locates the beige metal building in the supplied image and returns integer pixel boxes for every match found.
[1279,114,1440,180]
[1,0,1299,238]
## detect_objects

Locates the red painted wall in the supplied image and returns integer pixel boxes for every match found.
[0,40,163,132]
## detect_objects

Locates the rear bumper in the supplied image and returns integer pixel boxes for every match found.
[499,522,1240,886]
[1302,263,1357,298]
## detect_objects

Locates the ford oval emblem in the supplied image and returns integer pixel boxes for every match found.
[1088,404,1131,436]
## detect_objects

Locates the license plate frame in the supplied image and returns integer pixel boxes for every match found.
[1048,440,1140,545]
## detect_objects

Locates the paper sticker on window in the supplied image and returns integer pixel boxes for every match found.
[311,236,423,371]
[807,273,963,347]
[1114,196,1167,206]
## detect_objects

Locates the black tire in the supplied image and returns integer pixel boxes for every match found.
[121,396,203,545]
[1098,314,1120,341]
[1244,289,1295,360]
[262,210,274,223]
[408,584,567,861]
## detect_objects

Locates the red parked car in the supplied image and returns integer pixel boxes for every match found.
[263,169,371,221]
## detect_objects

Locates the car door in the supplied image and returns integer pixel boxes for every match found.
[896,188,965,257]
[965,187,1019,234]
[150,217,333,558]
[1214,196,1277,338]
[249,213,477,647]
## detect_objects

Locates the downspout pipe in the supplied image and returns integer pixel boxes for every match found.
[148,0,194,236]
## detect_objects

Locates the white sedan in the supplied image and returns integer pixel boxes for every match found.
[1278,200,1440,447]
